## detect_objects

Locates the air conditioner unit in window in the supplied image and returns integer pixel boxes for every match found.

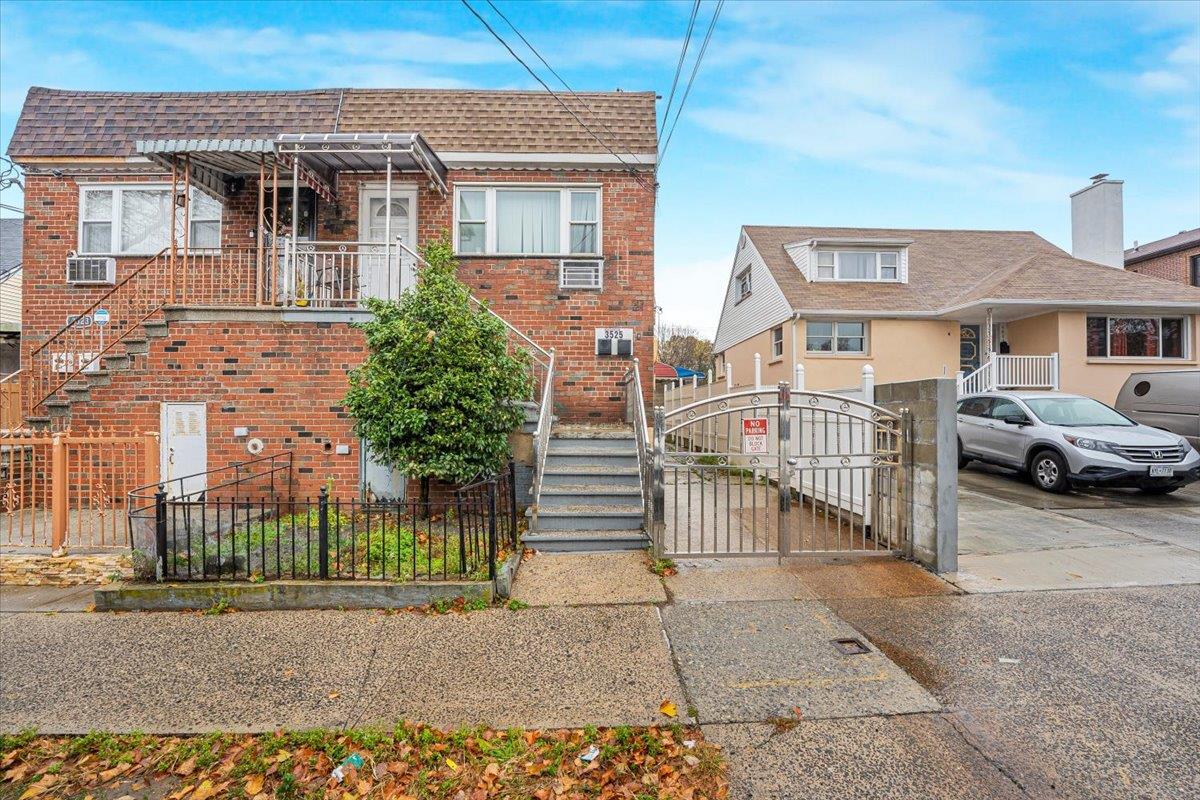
[560,259,603,290]
[67,256,115,285]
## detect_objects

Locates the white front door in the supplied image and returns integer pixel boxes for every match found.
[160,403,207,499]
[359,187,417,302]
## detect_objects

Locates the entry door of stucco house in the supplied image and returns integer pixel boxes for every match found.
[358,185,417,300]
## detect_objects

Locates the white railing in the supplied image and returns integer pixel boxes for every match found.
[957,353,1059,396]
[623,358,652,533]
[273,239,412,307]
[530,349,556,522]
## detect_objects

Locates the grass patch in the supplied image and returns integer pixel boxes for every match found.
[0,724,727,799]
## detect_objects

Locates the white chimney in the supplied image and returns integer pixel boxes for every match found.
[1070,174,1124,269]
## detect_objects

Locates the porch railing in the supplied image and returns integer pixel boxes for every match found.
[529,349,556,521]
[957,353,1059,397]
[622,358,652,534]
[0,370,20,431]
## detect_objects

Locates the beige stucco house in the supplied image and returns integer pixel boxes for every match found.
[713,181,1200,404]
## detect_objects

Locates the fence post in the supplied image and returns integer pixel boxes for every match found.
[754,353,762,388]
[142,431,159,488]
[725,365,733,392]
[793,362,805,392]
[154,485,167,581]
[1050,352,1060,390]
[317,486,329,580]
[861,364,875,405]
[456,490,468,576]
[652,406,666,558]
[51,433,67,553]
[777,382,791,561]
[487,479,498,581]
[507,459,518,549]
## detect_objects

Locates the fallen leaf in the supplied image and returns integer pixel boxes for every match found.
[445,757,459,771]
[18,774,58,800]
[98,763,130,783]
[659,700,678,718]
[244,774,264,795]
[191,780,218,800]
[683,755,700,767]
[328,691,341,700]
[175,757,197,776]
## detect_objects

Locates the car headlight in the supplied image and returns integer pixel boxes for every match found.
[1063,435,1119,454]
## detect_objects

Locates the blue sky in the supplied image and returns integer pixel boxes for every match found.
[1,0,1198,336]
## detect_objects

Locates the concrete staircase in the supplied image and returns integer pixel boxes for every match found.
[524,424,649,552]
[26,319,169,430]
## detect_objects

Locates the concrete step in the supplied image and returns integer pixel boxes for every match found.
[46,399,71,419]
[22,415,52,431]
[85,370,112,388]
[64,381,91,402]
[538,485,642,510]
[545,450,639,468]
[534,506,643,531]
[553,423,634,439]
[142,321,170,339]
[101,354,130,372]
[548,437,636,453]
[541,466,641,487]
[123,337,150,356]
[522,529,650,552]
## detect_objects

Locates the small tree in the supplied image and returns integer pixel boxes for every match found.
[345,236,531,504]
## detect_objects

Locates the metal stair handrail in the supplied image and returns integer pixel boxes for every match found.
[622,358,652,534]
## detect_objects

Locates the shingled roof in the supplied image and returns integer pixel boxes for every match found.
[7,86,658,159]
[742,225,1200,314]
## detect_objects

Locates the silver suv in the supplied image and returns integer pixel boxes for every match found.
[957,391,1200,494]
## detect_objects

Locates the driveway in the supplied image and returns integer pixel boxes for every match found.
[954,463,1200,592]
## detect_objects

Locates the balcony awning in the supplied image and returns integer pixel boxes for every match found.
[275,133,448,196]
[136,138,286,201]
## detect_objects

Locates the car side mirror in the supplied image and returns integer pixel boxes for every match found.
[1001,414,1029,426]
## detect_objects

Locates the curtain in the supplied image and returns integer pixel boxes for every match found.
[1109,318,1158,357]
[120,190,172,253]
[496,190,559,254]
[838,252,876,279]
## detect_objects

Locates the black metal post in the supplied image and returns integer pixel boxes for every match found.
[487,479,498,581]
[317,487,330,580]
[154,485,168,582]
[456,490,467,576]
[507,459,518,548]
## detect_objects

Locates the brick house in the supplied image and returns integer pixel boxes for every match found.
[7,87,657,499]
[1125,228,1200,287]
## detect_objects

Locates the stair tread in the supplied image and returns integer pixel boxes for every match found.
[544,465,639,474]
[541,485,641,494]
[538,506,643,515]
[547,447,638,455]
[525,530,649,540]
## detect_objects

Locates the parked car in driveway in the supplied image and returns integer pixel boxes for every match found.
[957,391,1200,494]
[1114,369,1200,450]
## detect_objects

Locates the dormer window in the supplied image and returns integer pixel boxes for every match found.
[814,250,901,282]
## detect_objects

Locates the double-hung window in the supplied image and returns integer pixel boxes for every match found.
[806,320,867,354]
[736,268,752,302]
[454,185,602,256]
[814,250,900,282]
[79,185,221,255]
[1086,316,1187,359]
[771,325,784,359]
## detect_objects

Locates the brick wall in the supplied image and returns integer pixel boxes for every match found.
[20,165,654,487]
[1125,245,1200,285]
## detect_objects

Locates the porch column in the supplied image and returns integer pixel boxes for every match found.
[291,155,299,303]
[984,307,994,356]
[256,154,265,306]
[385,155,393,299]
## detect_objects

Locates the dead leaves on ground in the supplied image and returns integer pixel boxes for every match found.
[0,723,727,799]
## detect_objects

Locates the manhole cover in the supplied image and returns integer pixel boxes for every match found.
[832,637,871,656]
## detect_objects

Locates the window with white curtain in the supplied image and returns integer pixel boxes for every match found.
[453,185,602,256]
[79,185,222,255]
[813,250,902,282]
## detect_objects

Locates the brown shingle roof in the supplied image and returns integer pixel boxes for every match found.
[744,225,1200,314]
[338,89,657,153]
[7,86,657,159]
[1124,227,1200,265]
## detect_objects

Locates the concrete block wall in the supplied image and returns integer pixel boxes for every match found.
[875,377,958,573]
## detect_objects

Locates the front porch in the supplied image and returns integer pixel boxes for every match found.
[954,306,1060,396]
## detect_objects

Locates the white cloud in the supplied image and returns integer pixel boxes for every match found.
[689,4,1076,199]
[655,254,734,340]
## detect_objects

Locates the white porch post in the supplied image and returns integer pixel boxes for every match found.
[1051,352,1060,390]
[290,155,299,303]
[725,365,733,392]
[984,307,994,356]
[384,154,393,300]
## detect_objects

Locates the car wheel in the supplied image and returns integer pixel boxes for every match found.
[1138,485,1180,495]
[1031,450,1070,493]
[958,439,971,470]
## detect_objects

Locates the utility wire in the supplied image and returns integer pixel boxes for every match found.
[659,0,723,168]
[659,0,700,140]
[485,0,633,161]
[461,0,656,193]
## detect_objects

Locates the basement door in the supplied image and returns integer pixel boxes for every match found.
[160,402,207,499]
[359,186,417,302]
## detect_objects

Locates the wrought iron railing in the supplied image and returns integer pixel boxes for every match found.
[530,349,556,523]
[622,358,652,534]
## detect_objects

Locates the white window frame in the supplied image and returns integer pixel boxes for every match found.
[559,259,604,290]
[77,183,222,256]
[1088,315,1190,360]
[452,183,602,257]
[735,268,752,302]
[813,249,903,283]
[771,325,784,359]
[806,320,869,355]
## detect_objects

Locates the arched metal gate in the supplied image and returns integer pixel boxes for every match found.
[650,382,911,558]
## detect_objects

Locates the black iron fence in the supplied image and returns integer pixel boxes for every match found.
[131,461,519,583]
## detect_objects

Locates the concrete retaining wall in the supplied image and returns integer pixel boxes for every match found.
[876,377,958,573]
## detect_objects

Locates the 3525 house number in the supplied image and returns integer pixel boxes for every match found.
[601,329,627,339]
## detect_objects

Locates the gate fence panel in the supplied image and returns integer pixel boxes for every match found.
[652,383,909,559]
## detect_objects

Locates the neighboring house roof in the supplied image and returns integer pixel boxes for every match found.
[741,225,1200,316]
[1124,228,1200,266]
[0,218,21,280]
[7,87,658,159]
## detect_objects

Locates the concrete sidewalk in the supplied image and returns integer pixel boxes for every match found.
[0,584,96,613]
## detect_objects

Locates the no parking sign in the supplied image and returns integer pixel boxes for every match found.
[742,418,768,454]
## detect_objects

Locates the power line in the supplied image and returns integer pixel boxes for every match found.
[659,0,700,140]
[485,0,633,160]
[659,0,723,168]
[460,0,656,193]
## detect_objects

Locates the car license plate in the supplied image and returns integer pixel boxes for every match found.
[1149,465,1174,477]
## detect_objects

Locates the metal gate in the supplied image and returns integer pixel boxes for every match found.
[650,382,910,558]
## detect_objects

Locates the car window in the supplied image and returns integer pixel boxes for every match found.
[988,398,1027,420]
[1024,396,1135,427]
[957,397,994,417]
